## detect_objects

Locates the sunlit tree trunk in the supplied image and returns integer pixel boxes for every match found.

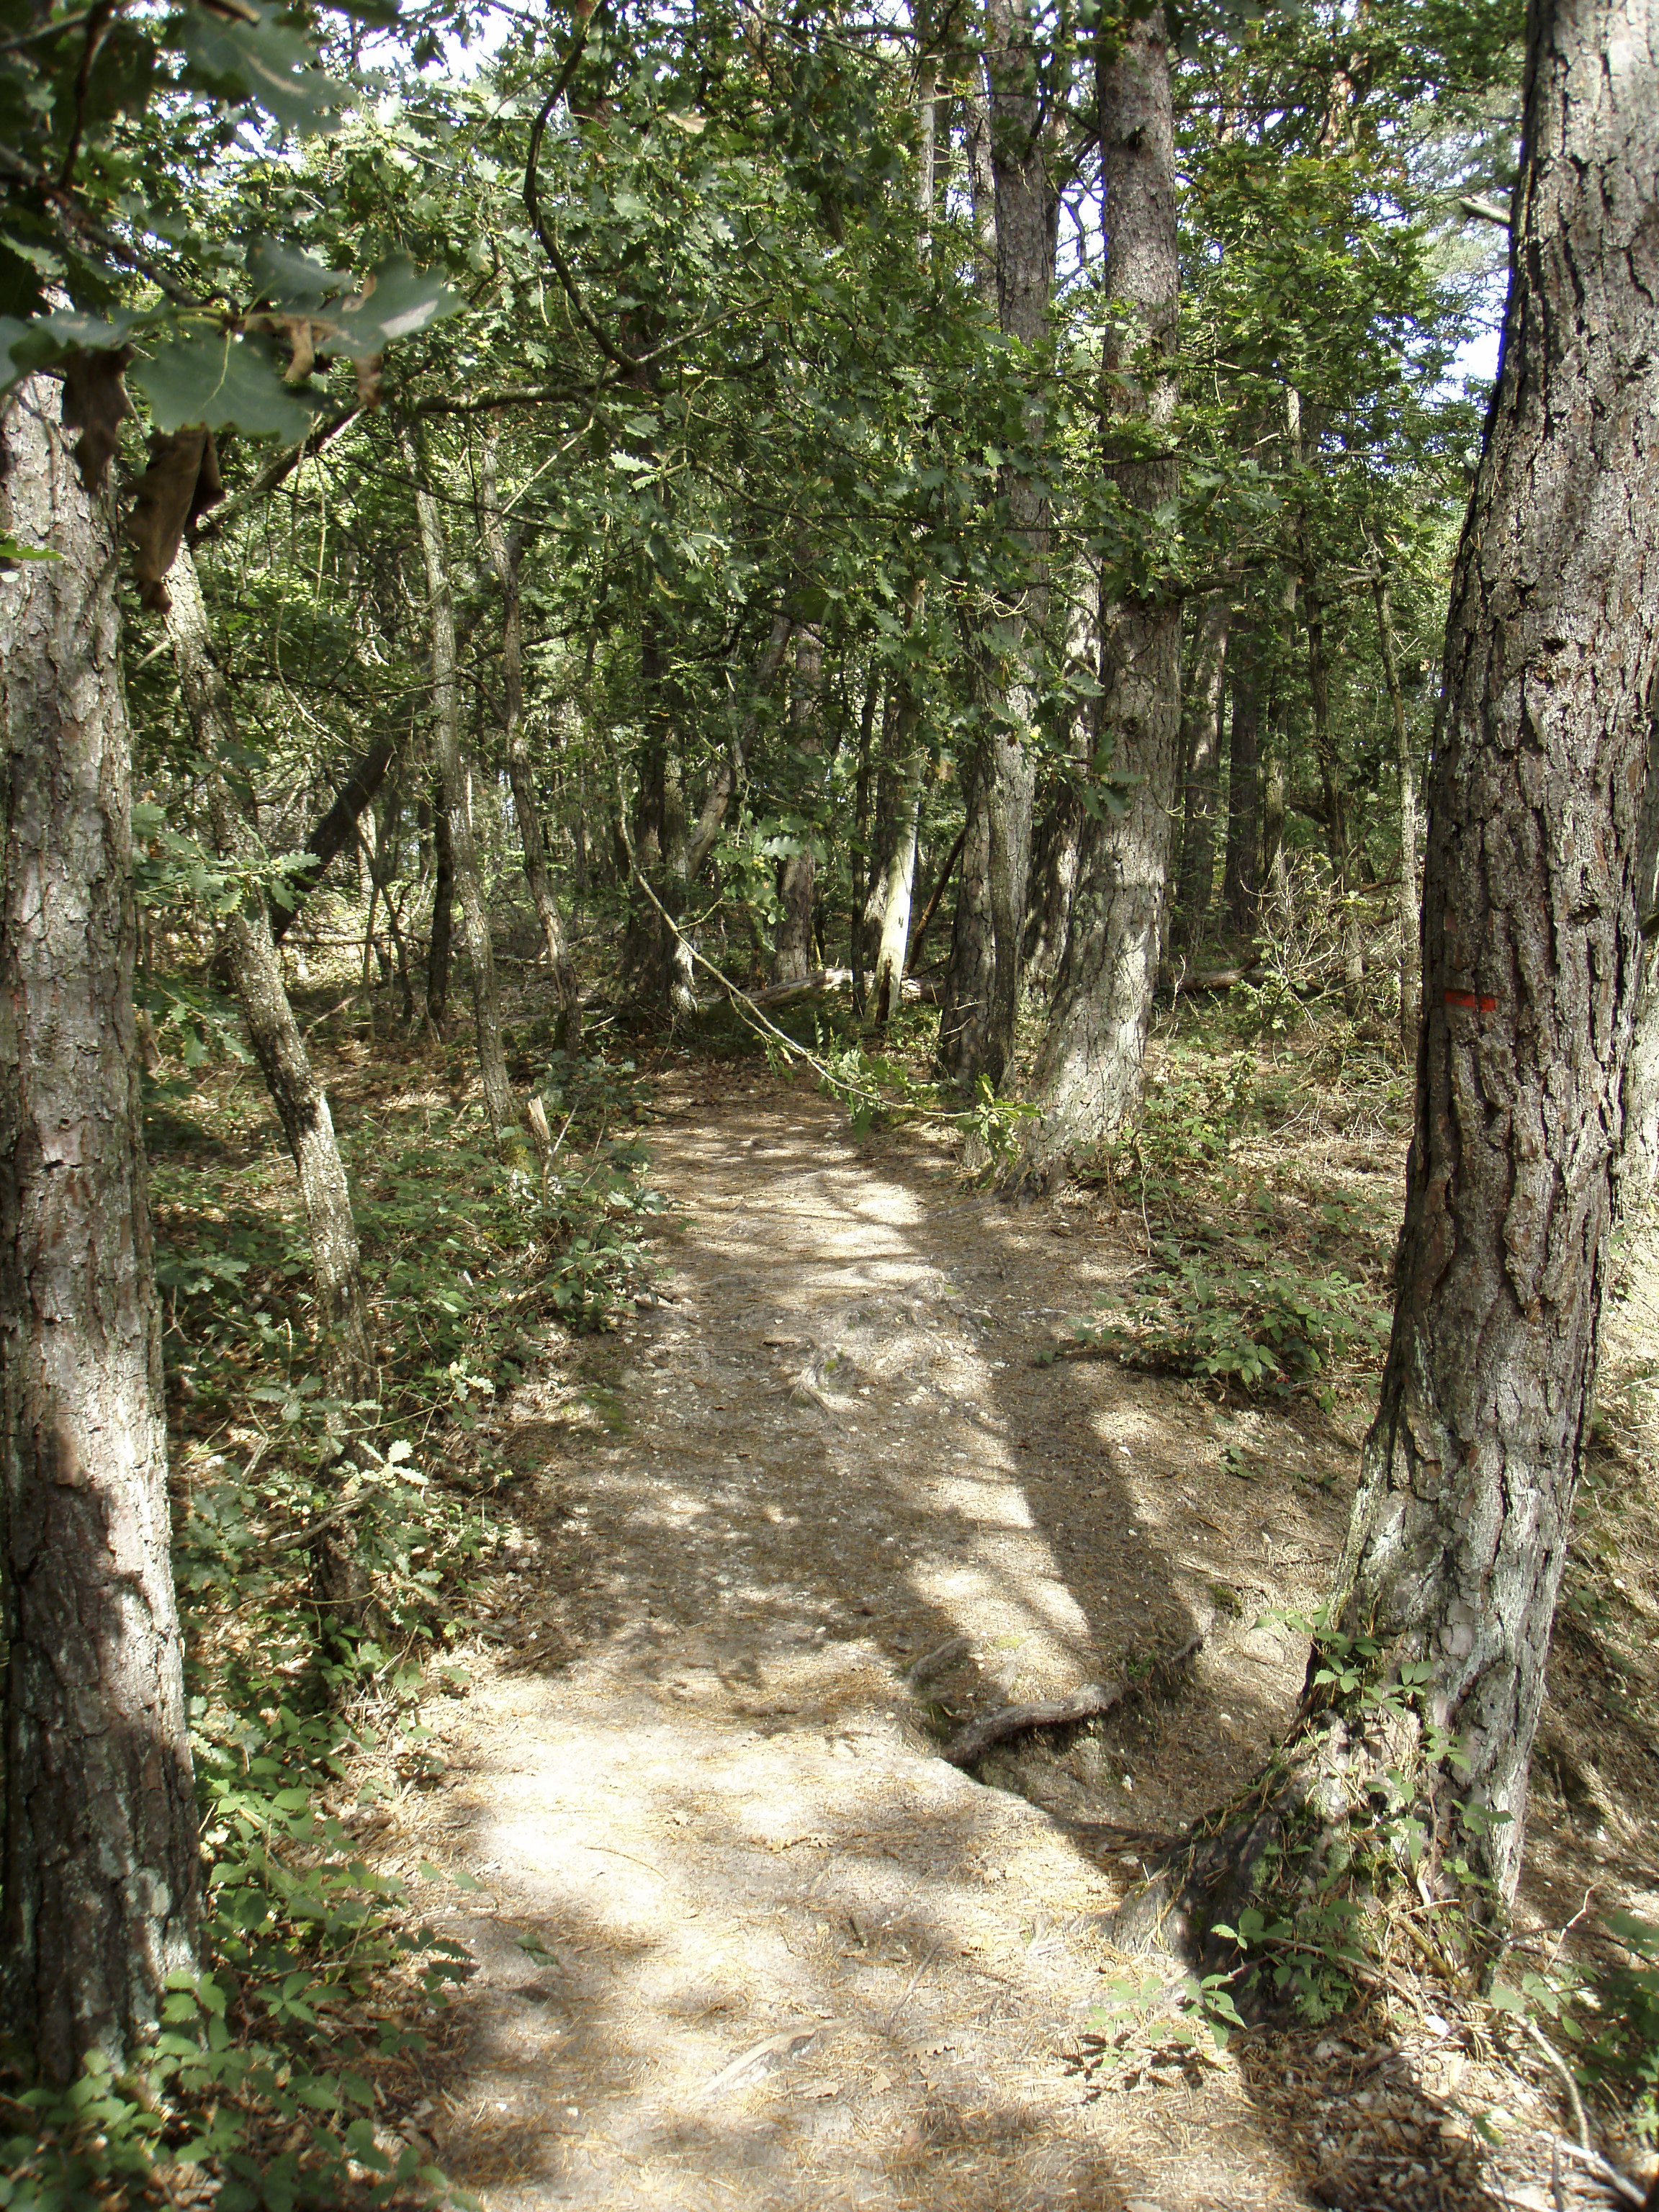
[862,678,924,1027]
[1328,0,1659,1903]
[773,624,824,984]
[1022,6,1179,1169]
[163,549,374,1411]
[403,430,521,1154]
[1172,588,1231,958]
[0,371,199,2082]
[1373,573,1420,1061]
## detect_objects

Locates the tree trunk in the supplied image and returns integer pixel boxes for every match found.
[162,549,375,1412]
[1374,574,1421,1061]
[773,624,824,985]
[938,757,994,1062]
[863,679,924,1027]
[1222,627,1261,933]
[403,431,521,1154]
[1305,585,1364,1012]
[1331,0,1659,1905]
[1172,588,1231,958]
[936,0,1053,1092]
[1,371,199,2083]
[480,429,580,1035]
[1021,748,1086,995]
[426,776,454,1034]
[1022,6,1180,1170]
[268,735,395,946]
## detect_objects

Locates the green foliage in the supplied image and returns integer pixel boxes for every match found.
[1074,1237,1387,1394]
[1081,1967,1246,2089]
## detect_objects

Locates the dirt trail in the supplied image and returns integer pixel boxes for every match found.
[396,1071,1421,2211]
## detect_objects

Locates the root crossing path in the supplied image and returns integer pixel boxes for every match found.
[410,1069,1345,2211]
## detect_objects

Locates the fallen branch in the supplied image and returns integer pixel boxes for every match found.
[698,2019,843,2100]
[941,1632,1203,1768]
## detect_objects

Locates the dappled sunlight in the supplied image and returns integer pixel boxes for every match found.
[395,1073,1370,2208]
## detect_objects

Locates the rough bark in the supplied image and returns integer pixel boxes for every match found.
[1022,6,1181,1169]
[1172,589,1231,958]
[1,372,199,2082]
[267,736,395,947]
[403,431,521,1152]
[1615,707,1659,1219]
[162,549,374,1412]
[1222,627,1262,932]
[480,430,579,1031]
[1374,573,1421,1061]
[1331,0,1659,1902]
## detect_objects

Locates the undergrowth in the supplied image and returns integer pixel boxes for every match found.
[1,1009,663,2209]
[1064,1028,1398,1403]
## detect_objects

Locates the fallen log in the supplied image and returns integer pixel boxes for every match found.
[940,1631,1203,1768]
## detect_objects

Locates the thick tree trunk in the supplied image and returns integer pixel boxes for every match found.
[1022,6,1180,1169]
[163,549,374,1413]
[1615,708,1659,1220]
[1374,574,1421,1061]
[1,372,199,2082]
[1022,753,1086,995]
[1222,629,1261,932]
[1330,0,1659,1904]
[1172,589,1231,958]
[403,432,521,1153]
[480,431,580,1034]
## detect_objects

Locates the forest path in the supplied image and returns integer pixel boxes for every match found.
[405,1066,1360,2212]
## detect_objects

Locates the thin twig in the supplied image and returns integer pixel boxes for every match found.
[1525,2018,1591,2152]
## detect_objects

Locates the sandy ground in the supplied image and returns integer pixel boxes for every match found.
[377,1067,1654,2212]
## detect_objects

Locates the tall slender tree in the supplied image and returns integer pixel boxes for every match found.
[1022,5,1181,1169]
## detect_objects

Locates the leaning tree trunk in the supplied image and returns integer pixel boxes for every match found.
[403,430,521,1155]
[163,549,375,1410]
[1328,0,1659,1906]
[0,369,199,2083]
[1021,6,1180,1172]
[480,429,580,1036]
[1172,588,1231,960]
